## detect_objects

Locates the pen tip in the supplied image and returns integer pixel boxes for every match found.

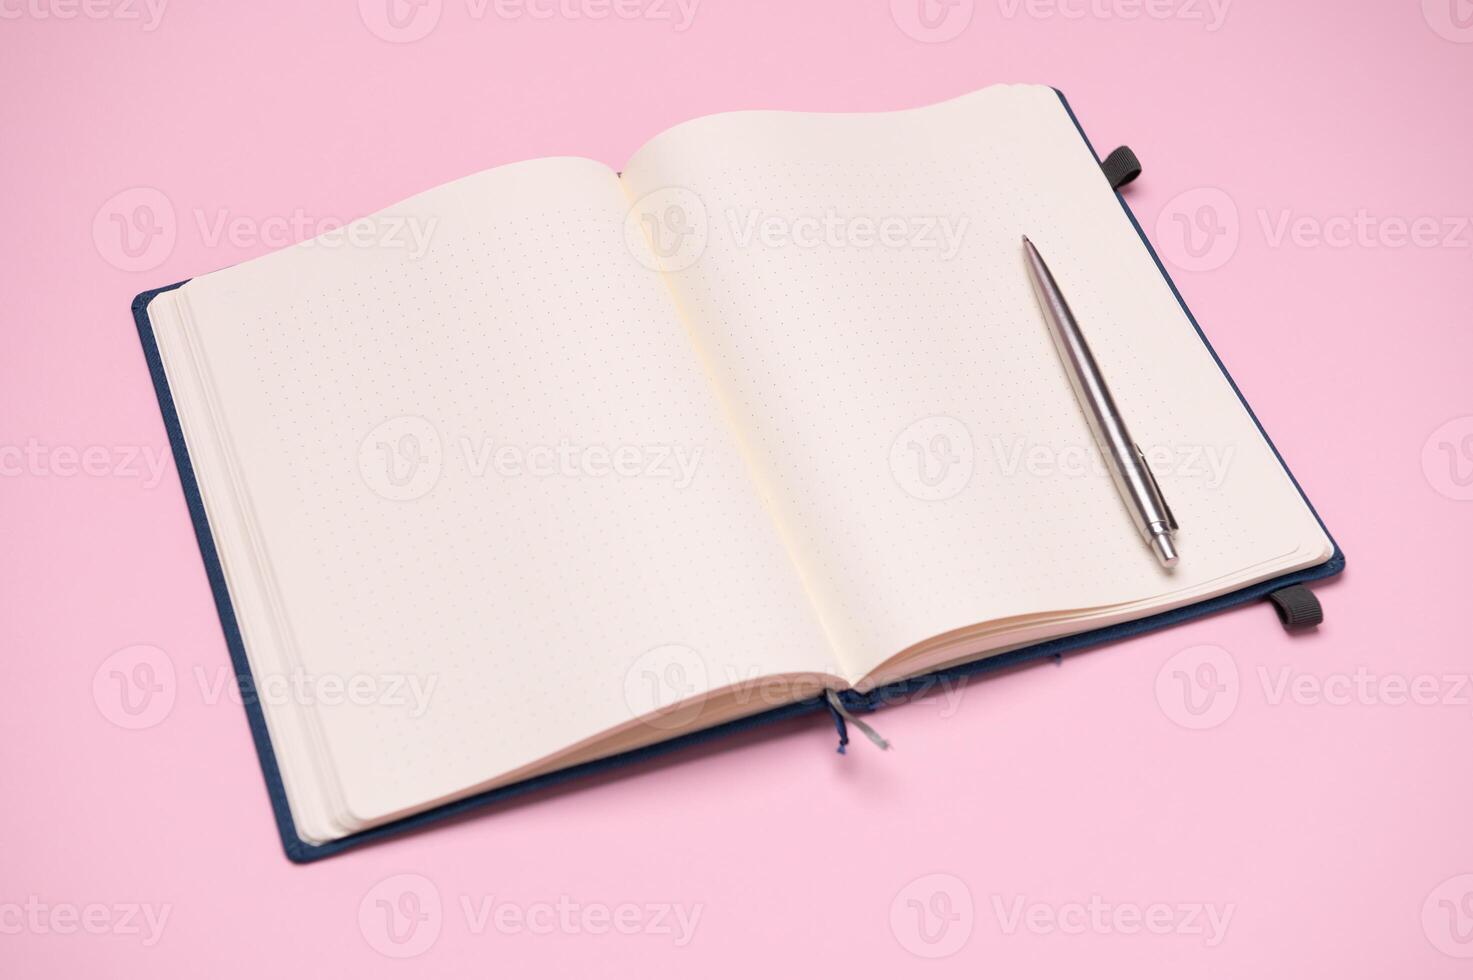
[1150,532,1179,568]
[1021,234,1031,246]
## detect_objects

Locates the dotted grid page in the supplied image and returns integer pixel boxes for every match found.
[158,158,836,842]
[620,84,1331,681]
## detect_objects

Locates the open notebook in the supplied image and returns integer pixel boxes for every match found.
[137,84,1338,857]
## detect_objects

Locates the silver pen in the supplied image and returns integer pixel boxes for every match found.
[1022,236,1180,568]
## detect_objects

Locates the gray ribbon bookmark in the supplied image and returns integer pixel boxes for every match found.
[825,690,892,753]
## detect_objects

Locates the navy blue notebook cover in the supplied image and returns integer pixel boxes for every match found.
[131,89,1345,863]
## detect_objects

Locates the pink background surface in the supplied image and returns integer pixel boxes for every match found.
[4,1,1472,976]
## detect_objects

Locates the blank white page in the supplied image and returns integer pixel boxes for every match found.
[150,158,836,842]
[620,85,1331,681]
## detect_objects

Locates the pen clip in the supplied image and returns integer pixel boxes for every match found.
[1135,444,1179,531]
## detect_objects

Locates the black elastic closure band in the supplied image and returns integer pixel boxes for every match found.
[1267,584,1323,630]
[1101,145,1142,190]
